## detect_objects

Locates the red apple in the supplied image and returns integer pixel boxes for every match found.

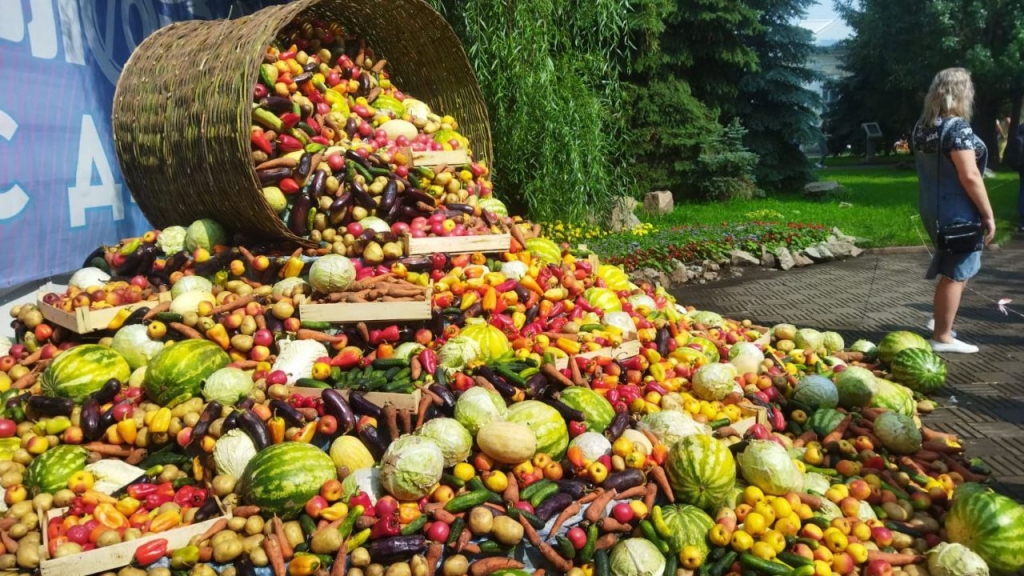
[253,329,274,348]
[871,526,893,547]
[130,275,149,289]
[864,560,892,576]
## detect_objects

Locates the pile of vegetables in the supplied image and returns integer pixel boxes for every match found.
[3,14,1023,576]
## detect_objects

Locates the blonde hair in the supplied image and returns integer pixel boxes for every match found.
[920,68,975,125]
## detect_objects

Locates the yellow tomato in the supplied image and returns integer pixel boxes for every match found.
[847,542,868,564]
[453,463,476,482]
[483,471,508,493]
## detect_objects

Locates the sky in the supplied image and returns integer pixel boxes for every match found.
[800,1,853,46]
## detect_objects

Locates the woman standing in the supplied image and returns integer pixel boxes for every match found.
[912,68,995,354]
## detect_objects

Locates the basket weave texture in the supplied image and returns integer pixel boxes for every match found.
[112,0,491,244]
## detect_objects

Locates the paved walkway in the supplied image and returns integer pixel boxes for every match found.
[672,242,1024,501]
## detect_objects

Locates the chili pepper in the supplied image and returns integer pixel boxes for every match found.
[127,483,158,500]
[521,322,544,339]
[291,421,317,443]
[279,112,301,129]
[144,492,173,510]
[489,313,515,332]
[149,509,182,533]
[115,497,141,517]
[94,503,128,530]
[418,349,437,375]
[268,416,286,444]
[253,108,284,132]
[495,279,519,293]
[148,407,172,434]
[135,538,168,566]
[555,337,581,355]
[548,317,569,333]
[251,130,273,155]
[278,134,303,152]
[519,275,543,295]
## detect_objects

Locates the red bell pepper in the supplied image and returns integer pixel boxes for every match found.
[279,112,301,129]
[495,279,518,293]
[135,538,168,566]
[349,491,375,516]
[371,514,401,538]
[548,317,569,333]
[127,483,158,500]
[521,322,544,338]
[418,349,437,375]
[576,260,593,274]
[278,134,303,152]
[173,486,208,509]
[311,136,330,146]
[568,306,586,322]
[430,252,447,270]
[250,130,273,155]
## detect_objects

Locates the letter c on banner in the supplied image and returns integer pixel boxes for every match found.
[0,109,31,221]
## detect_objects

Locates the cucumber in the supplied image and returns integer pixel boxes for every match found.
[777,552,814,568]
[519,479,554,501]
[709,550,739,576]
[505,506,545,529]
[787,566,816,576]
[528,482,561,509]
[441,473,465,489]
[595,549,610,576]
[444,490,492,513]
[373,358,409,370]
[556,536,577,561]
[154,312,184,323]
[740,553,792,576]
[400,514,428,536]
[710,418,732,430]
[294,378,330,389]
[300,320,332,330]
[446,517,464,547]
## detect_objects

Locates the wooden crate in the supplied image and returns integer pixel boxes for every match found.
[299,286,432,324]
[288,387,421,411]
[729,401,770,436]
[37,289,171,334]
[553,338,642,371]
[402,232,511,256]
[40,507,229,576]
[407,148,471,168]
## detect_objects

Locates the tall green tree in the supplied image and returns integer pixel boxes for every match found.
[735,0,823,191]
[427,0,634,221]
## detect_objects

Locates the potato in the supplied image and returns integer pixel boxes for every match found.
[0,554,15,570]
[213,539,243,564]
[97,530,122,547]
[467,507,493,535]
[890,530,914,550]
[366,564,385,576]
[149,568,172,576]
[7,524,27,540]
[490,515,523,546]
[249,548,269,567]
[118,568,147,576]
[385,563,412,576]
[190,564,216,576]
[212,475,236,497]
[311,527,344,554]
[242,534,264,554]
[211,530,238,548]
[227,516,247,533]
[442,555,469,576]
[16,543,40,570]
[351,547,371,568]
[7,502,32,519]
[243,515,264,536]
[410,555,428,576]
[54,543,83,558]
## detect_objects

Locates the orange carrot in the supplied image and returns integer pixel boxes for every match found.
[598,517,633,532]
[569,356,588,387]
[231,505,261,518]
[595,532,620,550]
[649,466,674,503]
[272,515,294,560]
[504,472,520,503]
[416,395,432,430]
[798,492,823,510]
[0,531,18,554]
[823,414,853,445]
[425,542,443,576]
[940,454,988,483]
[541,364,574,387]
[430,508,459,524]
[640,429,661,450]
[867,550,924,566]
[211,294,254,315]
[143,300,171,320]
[643,481,658,512]
[547,500,582,540]
[330,542,348,576]
[169,322,204,340]
[537,541,573,573]
[470,558,525,576]
[585,488,617,523]
[455,527,471,552]
[296,329,347,343]
[83,442,134,458]
[12,372,37,390]
[792,430,818,448]
[921,426,957,442]
[861,407,887,421]
[193,517,228,545]
[18,349,42,366]
[518,513,542,546]
[264,533,286,576]
[614,484,647,501]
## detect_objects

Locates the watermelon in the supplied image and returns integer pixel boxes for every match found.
[144,340,230,406]
[559,387,615,433]
[41,345,131,403]
[584,287,622,313]
[791,375,839,410]
[459,320,510,363]
[878,330,930,364]
[891,347,947,394]
[433,128,470,150]
[871,379,916,416]
[240,442,337,519]
[666,434,736,512]
[25,445,88,495]
[834,366,877,409]
[945,487,1024,574]
[807,408,846,438]
[506,401,569,460]
[597,264,630,292]
[687,337,720,363]
[659,504,714,557]
[477,197,508,218]
[372,94,406,118]
[525,237,562,264]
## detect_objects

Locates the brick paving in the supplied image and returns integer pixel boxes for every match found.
[672,242,1024,501]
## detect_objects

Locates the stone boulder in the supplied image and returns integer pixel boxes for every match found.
[774,247,795,271]
[793,251,815,267]
[804,181,840,196]
[760,246,777,269]
[630,267,668,289]
[643,191,674,215]
[669,260,689,286]
[610,196,641,232]
[730,249,760,266]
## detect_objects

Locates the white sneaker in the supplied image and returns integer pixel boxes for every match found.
[929,338,978,354]
[926,318,956,338]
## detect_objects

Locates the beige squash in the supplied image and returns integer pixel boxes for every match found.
[476,422,536,464]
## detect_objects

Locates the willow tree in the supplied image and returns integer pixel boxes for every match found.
[428,0,635,221]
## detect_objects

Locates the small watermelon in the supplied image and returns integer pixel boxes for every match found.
[506,401,569,460]
[584,287,622,313]
[41,345,131,403]
[144,339,230,406]
[871,379,916,416]
[477,197,508,218]
[666,434,736,512]
[945,487,1024,574]
[559,387,615,433]
[877,330,930,364]
[597,264,631,292]
[25,445,88,495]
[891,347,946,394]
[525,237,562,264]
[240,442,337,519]
[459,320,510,363]
[834,366,878,409]
[792,375,840,410]
[659,504,714,556]
[372,95,406,118]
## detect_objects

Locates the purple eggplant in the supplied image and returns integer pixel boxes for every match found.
[321,390,356,434]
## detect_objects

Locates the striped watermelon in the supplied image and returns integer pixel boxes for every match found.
[871,379,916,416]
[477,197,508,218]
[659,504,714,557]
[525,237,562,264]
[25,445,88,495]
[41,345,131,403]
[144,339,230,406]
[559,387,615,433]
[877,330,929,364]
[597,264,631,292]
[240,442,337,519]
[584,288,622,313]
[459,320,510,363]
[506,400,569,460]
[666,434,736,512]
[945,487,1024,574]
[891,348,946,394]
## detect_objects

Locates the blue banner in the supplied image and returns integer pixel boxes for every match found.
[0,0,286,288]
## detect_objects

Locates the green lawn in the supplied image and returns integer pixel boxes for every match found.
[649,167,1021,248]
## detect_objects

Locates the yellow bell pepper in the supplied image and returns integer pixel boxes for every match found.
[512,311,526,330]
[206,323,230,350]
[481,287,497,312]
[320,502,349,522]
[149,509,182,533]
[117,418,137,445]
[460,291,478,311]
[116,496,141,517]
[555,337,581,355]
[291,421,317,443]
[281,254,304,279]
[288,555,321,576]
[106,307,134,331]
[268,417,286,445]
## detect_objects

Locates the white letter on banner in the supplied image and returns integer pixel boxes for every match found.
[26,0,58,59]
[57,0,85,65]
[0,110,31,221]
[68,115,123,228]
[0,0,25,43]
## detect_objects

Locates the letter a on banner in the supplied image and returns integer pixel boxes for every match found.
[68,114,123,228]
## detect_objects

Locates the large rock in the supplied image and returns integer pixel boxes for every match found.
[669,260,689,286]
[803,244,834,262]
[774,247,795,271]
[760,246,777,268]
[793,251,815,267]
[831,227,858,244]
[804,181,840,195]
[825,240,858,258]
[730,249,760,266]
[630,267,668,289]
[610,196,641,232]
[643,191,674,215]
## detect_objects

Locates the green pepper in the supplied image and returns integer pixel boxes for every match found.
[170,545,200,570]
[253,108,284,132]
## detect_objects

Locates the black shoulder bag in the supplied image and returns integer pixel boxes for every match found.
[934,119,985,255]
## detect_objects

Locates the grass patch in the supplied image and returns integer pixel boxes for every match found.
[647,166,1020,248]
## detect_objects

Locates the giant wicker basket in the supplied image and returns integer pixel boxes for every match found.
[112,0,491,245]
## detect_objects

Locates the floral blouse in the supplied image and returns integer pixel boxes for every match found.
[912,117,986,160]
